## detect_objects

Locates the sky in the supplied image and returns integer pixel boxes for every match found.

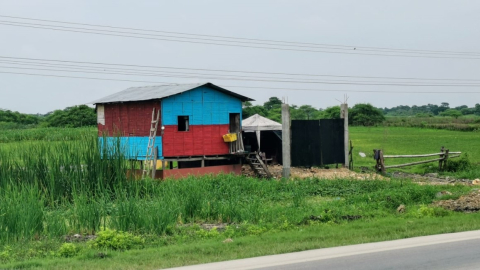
[0,0,479,114]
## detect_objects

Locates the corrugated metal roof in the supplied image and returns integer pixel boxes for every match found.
[91,82,254,104]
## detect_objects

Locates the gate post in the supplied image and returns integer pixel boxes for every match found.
[341,103,349,168]
[282,103,291,178]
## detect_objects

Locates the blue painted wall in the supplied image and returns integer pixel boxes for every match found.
[99,136,163,160]
[161,86,242,126]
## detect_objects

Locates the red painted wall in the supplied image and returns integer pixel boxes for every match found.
[98,101,161,137]
[162,124,230,157]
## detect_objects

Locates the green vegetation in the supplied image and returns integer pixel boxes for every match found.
[382,102,480,117]
[1,99,479,269]
[350,126,480,176]
[0,127,96,143]
[242,98,480,130]
[384,115,480,131]
[0,105,96,129]
[43,105,97,128]
[243,98,385,126]
[0,128,479,268]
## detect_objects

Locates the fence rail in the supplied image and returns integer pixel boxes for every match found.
[374,147,461,173]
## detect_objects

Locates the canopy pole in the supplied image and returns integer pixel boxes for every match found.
[256,130,261,152]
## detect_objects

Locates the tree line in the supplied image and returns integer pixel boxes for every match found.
[243,97,385,126]
[0,105,96,129]
[243,98,480,125]
[382,102,480,118]
[1,99,479,129]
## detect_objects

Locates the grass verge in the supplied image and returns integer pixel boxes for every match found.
[3,214,480,270]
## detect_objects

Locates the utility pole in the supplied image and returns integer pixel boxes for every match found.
[340,103,349,168]
[281,103,291,178]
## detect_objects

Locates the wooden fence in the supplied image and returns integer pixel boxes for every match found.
[373,146,461,173]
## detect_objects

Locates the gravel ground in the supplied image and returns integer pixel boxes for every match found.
[242,164,386,180]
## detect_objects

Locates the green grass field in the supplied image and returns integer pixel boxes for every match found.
[350,126,480,175]
[0,126,479,269]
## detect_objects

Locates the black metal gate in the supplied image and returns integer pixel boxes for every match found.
[291,119,344,167]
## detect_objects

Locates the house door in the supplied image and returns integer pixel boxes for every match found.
[229,113,240,133]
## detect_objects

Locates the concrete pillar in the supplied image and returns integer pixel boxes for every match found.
[341,103,349,168]
[281,104,291,178]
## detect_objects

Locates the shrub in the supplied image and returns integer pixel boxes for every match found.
[416,205,450,218]
[58,243,79,258]
[89,228,144,251]
[445,154,472,172]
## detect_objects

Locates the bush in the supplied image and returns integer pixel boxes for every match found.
[445,154,472,172]
[58,243,79,258]
[89,228,144,251]
[415,205,450,218]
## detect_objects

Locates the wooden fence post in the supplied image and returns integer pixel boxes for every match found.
[439,146,445,170]
[348,140,353,170]
[443,149,449,170]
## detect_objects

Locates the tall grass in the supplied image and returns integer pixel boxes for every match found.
[0,131,475,248]
[383,116,480,131]
[0,127,96,143]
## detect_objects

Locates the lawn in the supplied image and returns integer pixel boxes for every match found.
[350,126,480,173]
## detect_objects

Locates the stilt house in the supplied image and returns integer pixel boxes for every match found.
[93,82,253,179]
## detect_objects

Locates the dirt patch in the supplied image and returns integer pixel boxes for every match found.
[391,172,473,185]
[432,190,480,212]
[64,234,97,242]
[242,165,386,180]
[200,223,228,232]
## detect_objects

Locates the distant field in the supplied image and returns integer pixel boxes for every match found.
[350,126,480,172]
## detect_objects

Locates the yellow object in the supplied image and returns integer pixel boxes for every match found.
[223,133,237,142]
[146,160,163,169]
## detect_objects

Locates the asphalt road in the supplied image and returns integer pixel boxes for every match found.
[166,230,480,270]
[260,238,480,270]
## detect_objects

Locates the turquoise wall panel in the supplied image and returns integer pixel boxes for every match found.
[161,86,242,126]
[99,136,162,160]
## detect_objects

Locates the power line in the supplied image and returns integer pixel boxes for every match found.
[2,14,480,56]
[2,64,480,87]
[1,70,479,94]
[2,21,480,59]
[1,55,480,82]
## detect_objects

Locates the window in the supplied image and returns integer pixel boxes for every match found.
[178,116,189,131]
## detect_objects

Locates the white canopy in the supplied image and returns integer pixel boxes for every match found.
[242,114,282,132]
[242,114,282,151]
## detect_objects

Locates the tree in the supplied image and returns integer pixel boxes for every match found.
[460,107,474,115]
[475,103,480,116]
[266,106,282,123]
[322,106,341,119]
[263,97,282,110]
[350,104,385,126]
[243,101,253,107]
[242,105,267,119]
[437,102,450,114]
[440,109,462,119]
[44,105,96,128]
[298,105,321,120]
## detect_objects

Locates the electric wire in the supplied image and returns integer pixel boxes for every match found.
[1,64,480,86]
[1,70,479,94]
[2,14,480,56]
[2,21,480,59]
[1,55,479,82]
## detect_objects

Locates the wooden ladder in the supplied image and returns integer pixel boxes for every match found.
[142,108,160,179]
[246,152,272,178]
